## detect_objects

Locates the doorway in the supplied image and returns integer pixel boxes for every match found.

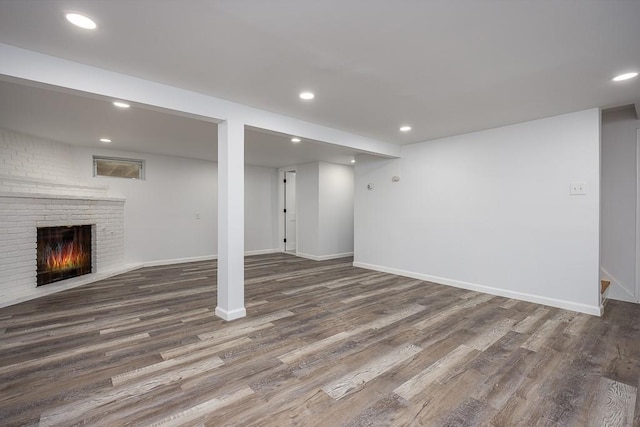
[284,170,297,252]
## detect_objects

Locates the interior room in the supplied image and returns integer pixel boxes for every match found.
[0,1,639,425]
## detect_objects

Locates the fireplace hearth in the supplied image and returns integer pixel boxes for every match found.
[37,225,92,286]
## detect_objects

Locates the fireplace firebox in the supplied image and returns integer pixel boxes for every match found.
[37,225,92,286]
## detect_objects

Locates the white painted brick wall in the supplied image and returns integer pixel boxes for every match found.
[0,128,108,197]
[0,195,125,306]
[0,128,125,307]
[0,128,80,182]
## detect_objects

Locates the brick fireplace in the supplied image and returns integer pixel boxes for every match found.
[0,193,126,307]
[0,128,128,307]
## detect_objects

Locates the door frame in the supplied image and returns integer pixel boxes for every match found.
[635,129,640,302]
[278,166,297,253]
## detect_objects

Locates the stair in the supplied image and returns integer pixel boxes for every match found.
[600,279,611,309]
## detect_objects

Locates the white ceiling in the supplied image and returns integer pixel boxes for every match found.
[0,78,363,167]
[0,1,639,150]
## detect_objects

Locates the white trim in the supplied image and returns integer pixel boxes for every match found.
[278,166,298,253]
[141,250,278,268]
[597,110,603,308]
[244,249,278,256]
[353,261,602,316]
[215,306,247,321]
[0,263,143,309]
[0,191,124,202]
[0,173,109,193]
[93,155,145,180]
[636,129,640,303]
[142,255,217,267]
[296,251,354,261]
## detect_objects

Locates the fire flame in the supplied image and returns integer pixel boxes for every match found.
[43,242,89,272]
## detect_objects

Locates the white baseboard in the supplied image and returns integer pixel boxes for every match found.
[142,255,217,268]
[245,249,278,256]
[353,261,602,316]
[141,249,279,268]
[215,306,247,321]
[295,251,354,261]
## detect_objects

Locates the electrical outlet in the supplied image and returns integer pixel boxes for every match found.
[570,182,586,195]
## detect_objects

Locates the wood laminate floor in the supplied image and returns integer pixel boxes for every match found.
[0,253,639,426]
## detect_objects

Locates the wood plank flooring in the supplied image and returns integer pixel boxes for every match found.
[0,253,639,426]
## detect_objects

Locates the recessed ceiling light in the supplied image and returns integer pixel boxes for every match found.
[99,138,111,143]
[113,101,130,109]
[399,125,412,132]
[350,158,356,164]
[291,137,301,143]
[299,92,315,100]
[612,72,638,82]
[65,12,97,30]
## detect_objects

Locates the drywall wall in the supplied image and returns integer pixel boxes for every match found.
[73,147,218,264]
[0,128,282,267]
[295,161,320,256]
[284,171,297,251]
[601,106,639,303]
[294,161,354,260]
[354,109,601,314]
[73,147,279,264]
[319,162,354,257]
[245,165,280,254]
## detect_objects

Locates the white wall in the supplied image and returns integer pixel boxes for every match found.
[245,165,279,254]
[73,147,218,264]
[601,106,639,302]
[354,109,601,315]
[284,171,297,251]
[0,128,279,267]
[296,162,320,256]
[72,147,280,264]
[293,161,354,260]
[0,195,125,307]
[0,128,126,307]
[319,162,354,256]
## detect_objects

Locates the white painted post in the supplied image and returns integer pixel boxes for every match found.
[215,119,246,320]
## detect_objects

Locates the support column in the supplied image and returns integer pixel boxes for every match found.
[215,119,246,321]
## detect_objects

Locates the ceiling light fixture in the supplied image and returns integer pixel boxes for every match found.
[350,158,356,164]
[612,72,638,82]
[291,137,301,143]
[113,101,130,109]
[65,12,97,30]
[299,92,315,100]
[400,125,412,132]
[99,138,111,143]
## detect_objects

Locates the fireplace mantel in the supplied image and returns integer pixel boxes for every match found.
[0,173,111,198]
[0,191,125,202]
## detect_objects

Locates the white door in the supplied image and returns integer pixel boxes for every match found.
[285,171,297,252]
